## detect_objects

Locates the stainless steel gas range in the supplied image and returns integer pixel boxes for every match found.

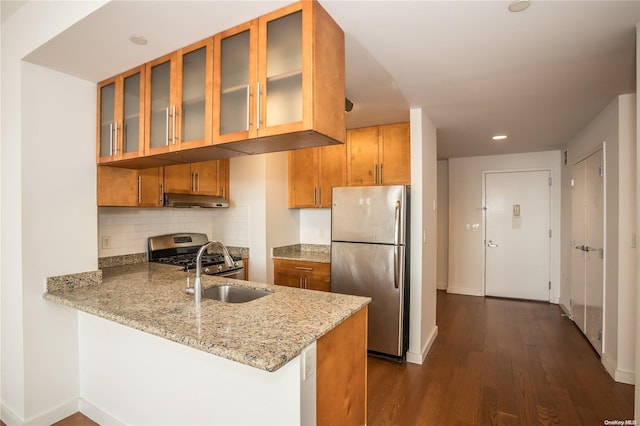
[148,233,245,280]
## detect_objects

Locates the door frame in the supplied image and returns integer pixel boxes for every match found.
[481,168,553,299]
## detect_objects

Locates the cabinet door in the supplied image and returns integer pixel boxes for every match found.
[379,122,410,185]
[318,143,346,207]
[192,160,220,195]
[121,67,145,159]
[214,21,258,143]
[304,262,331,292]
[274,259,303,288]
[176,39,213,150]
[347,126,379,186]
[288,148,318,208]
[164,163,193,194]
[97,78,117,162]
[138,167,164,207]
[97,166,137,206]
[218,159,230,199]
[145,53,176,155]
[258,3,305,136]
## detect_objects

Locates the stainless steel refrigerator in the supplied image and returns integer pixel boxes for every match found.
[331,185,410,359]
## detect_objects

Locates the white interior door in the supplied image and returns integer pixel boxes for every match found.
[570,160,587,334]
[484,170,551,301]
[585,151,604,353]
[570,149,604,354]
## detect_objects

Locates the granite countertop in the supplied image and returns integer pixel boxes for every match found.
[44,263,369,372]
[272,244,331,263]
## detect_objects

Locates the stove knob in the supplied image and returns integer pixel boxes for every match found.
[234,262,239,267]
[204,267,210,274]
[217,265,223,272]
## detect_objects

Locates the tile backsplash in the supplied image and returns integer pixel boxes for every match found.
[98,206,249,258]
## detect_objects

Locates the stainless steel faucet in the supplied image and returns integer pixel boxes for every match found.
[186,241,235,303]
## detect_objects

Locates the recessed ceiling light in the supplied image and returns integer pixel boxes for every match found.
[508,0,530,12]
[492,135,508,141]
[129,35,148,46]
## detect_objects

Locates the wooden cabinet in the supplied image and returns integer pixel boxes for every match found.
[145,38,214,156]
[97,166,163,207]
[288,143,345,208]
[274,259,330,292]
[214,1,345,152]
[97,66,145,164]
[347,122,410,186]
[164,159,229,197]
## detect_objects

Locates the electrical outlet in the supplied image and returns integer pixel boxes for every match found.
[102,235,111,249]
[302,346,316,380]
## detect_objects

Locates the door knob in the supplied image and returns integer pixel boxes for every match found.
[487,240,499,248]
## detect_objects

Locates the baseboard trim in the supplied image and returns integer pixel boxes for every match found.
[436,282,448,290]
[446,286,484,297]
[406,325,438,365]
[2,398,78,426]
[79,398,126,426]
[600,353,634,385]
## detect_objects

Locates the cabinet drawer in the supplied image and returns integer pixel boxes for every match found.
[274,259,330,292]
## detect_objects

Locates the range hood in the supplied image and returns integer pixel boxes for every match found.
[164,193,229,208]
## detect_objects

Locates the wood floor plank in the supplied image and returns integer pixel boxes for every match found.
[368,291,635,425]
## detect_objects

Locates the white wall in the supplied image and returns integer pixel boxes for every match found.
[436,160,449,290]
[300,209,331,244]
[406,108,438,364]
[1,2,107,423]
[563,95,636,384]
[78,312,309,426]
[448,151,562,300]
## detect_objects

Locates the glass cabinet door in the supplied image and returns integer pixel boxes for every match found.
[178,39,212,148]
[122,71,142,156]
[215,21,257,143]
[220,30,250,135]
[264,10,302,128]
[147,55,174,152]
[98,81,116,159]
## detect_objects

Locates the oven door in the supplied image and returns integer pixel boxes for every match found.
[209,268,245,280]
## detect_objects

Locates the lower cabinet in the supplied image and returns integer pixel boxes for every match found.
[97,166,163,207]
[273,259,330,292]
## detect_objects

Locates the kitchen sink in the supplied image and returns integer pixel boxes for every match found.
[202,285,273,303]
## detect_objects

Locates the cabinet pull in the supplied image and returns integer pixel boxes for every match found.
[196,172,200,192]
[294,266,313,271]
[313,187,317,206]
[191,172,195,192]
[379,164,383,184]
[172,105,177,145]
[113,122,119,156]
[137,176,142,204]
[256,82,262,130]
[165,107,170,146]
[109,123,114,156]
[246,85,251,131]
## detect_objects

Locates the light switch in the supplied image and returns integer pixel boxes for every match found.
[513,204,521,217]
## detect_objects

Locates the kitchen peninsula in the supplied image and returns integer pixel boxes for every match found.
[44,262,369,425]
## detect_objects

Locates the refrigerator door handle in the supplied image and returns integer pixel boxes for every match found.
[394,246,399,289]
[394,200,401,245]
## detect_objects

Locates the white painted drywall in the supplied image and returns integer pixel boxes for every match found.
[406,108,438,364]
[1,1,106,423]
[78,312,309,425]
[447,151,562,300]
[300,209,331,244]
[437,160,449,290]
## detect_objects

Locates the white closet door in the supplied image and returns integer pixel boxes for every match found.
[570,149,604,354]
[585,150,604,354]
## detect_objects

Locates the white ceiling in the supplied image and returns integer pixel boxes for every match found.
[12,0,640,159]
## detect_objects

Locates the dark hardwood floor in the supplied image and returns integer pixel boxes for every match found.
[368,290,635,425]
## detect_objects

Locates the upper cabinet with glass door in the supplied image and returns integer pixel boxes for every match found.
[97,66,145,164]
[145,38,213,156]
[214,1,345,151]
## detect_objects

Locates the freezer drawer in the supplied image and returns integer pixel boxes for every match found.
[331,241,407,357]
[331,185,407,245]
